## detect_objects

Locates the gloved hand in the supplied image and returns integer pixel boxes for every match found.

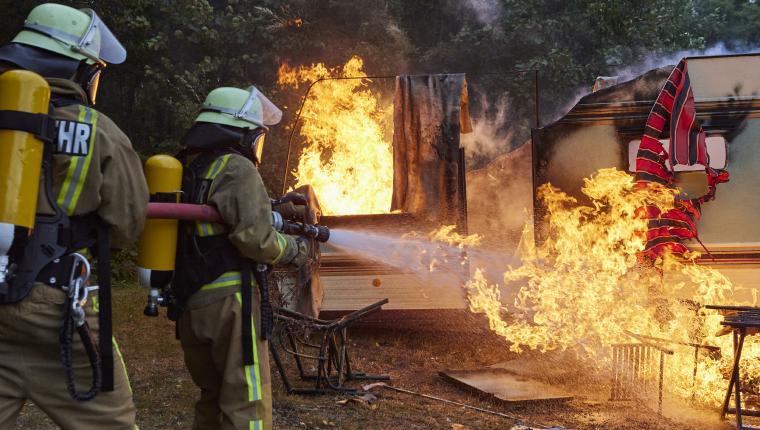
[273,192,317,223]
[289,236,312,269]
[273,201,309,222]
[279,191,308,206]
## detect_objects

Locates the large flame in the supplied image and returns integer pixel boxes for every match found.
[464,168,760,406]
[277,56,393,215]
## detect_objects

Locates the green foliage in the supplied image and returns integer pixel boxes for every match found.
[1,0,759,188]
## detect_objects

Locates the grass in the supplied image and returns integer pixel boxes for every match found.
[15,282,736,429]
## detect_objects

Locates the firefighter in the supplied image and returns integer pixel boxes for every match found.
[172,86,309,430]
[0,3,147,429]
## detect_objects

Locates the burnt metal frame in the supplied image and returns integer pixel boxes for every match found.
[706,305,760,430]
[610,341,672,414]
[626,330,722,400]
[611,329,722,414]
[270,299,390,395]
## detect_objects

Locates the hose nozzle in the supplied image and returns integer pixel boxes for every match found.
[271,211,330,242]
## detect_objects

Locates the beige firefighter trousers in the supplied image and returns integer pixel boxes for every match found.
[179,291,272,430]
[0,284,136,430]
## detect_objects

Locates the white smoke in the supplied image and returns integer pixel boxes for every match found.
[548,43,760,124]
[461,0,502,26]
[460,95,515,167]
[611,42,759,82]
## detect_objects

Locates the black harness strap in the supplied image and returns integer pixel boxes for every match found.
[96,222,114,391]
[254,264,273,342]
[241,264,254,366]
[173,150,274,366]
[0,109,56,142]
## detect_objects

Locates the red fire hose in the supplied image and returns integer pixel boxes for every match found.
[146,202,222,223]
[147,202,330,243]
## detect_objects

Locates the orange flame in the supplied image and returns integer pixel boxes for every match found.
[428,225,482,249]
[277,56,393,215]
[464,168,759,406]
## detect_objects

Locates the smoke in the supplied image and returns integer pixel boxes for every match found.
[459,92,534,253]
[465,141,533,247]
[548,43,760,125]
[460,95,515,168]
[461,0,502,26]
[612,42,758,82]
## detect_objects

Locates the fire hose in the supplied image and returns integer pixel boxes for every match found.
[146,202,330,242]
[144,201,329,344]
[144,202,329,326]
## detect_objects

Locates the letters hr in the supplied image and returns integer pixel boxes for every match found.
[55,120,91,156]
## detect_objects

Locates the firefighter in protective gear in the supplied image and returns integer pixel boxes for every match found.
[0,3,147,429]
[172,85,310,430]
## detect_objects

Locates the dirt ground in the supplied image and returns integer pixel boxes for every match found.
[14,283,743,430]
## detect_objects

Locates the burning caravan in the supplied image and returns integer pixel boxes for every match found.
[287,72,472,318]
[532,53,760,301]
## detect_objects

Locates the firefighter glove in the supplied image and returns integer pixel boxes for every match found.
[289,236,311,269]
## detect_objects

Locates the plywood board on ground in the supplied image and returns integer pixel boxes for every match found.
[439,368,573,404]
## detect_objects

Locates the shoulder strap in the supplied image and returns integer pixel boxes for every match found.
[51,95,85,108]
[0,110,56,143]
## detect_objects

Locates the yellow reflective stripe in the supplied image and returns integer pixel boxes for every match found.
[212,154,231,178]
[200,271,241,290]
[57,106,97,214]
[113,337,133,394]
[56,106,87,211]
[196,221,223,237]
[197,222,215,237]
[196,154,232,237]
[235,291,262,403]
[204,154,232,180]
[250,419,263,430]
[204,157,222,178]
[272,232,288,264]
[67,108,97,212]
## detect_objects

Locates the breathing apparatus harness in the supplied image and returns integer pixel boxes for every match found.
[169,148,263,366]
[163,118,327,365]
[0,92,113,402]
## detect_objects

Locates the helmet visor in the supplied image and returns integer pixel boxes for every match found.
[77,9,126,64]
[201,86,283,129]
[249,86,282,127]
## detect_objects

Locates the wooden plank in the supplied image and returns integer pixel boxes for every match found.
[439,368,573,404]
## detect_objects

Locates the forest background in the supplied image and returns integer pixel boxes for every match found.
[1,0,759,192]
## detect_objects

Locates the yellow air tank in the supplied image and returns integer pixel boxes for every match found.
[0,70,50,227]
[0,70,51,289]
[136,155,183,295]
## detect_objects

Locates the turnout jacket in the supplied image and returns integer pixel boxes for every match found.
[183,152,298,308]
[40,78,148,248]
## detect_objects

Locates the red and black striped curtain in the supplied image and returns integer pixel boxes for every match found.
[634,58,729,259]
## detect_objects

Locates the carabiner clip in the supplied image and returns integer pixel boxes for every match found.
[66,253,93,327]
